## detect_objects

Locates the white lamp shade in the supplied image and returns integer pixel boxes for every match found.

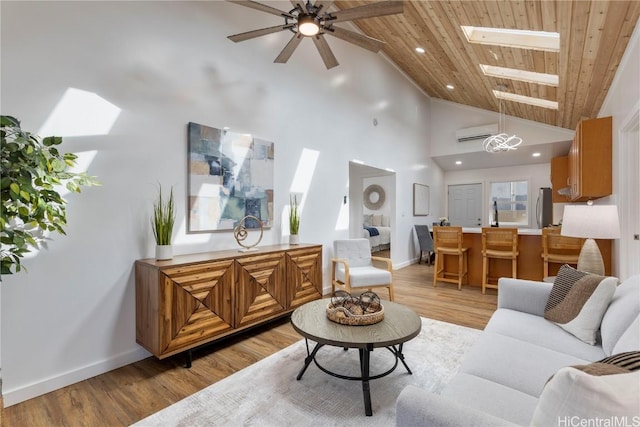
[561,205,620,239]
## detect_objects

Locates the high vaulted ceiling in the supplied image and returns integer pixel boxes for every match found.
[334,0,640,130]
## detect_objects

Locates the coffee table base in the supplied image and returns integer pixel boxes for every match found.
[296,339,413,416]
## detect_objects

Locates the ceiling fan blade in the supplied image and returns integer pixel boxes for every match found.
[290,0,305,11]
[313,0,334,13]
[228,25,292,42]
[227,0,294,19]
[312,34,339,69]
[274,33,305,63]
[326,26,385,52]
[328,1,403,23]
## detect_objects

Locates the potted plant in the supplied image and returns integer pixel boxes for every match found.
[289,194,300,245]
[151,185,175,260]
[0,115,99,274]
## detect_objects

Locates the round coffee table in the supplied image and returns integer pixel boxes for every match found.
[290,298,421,416]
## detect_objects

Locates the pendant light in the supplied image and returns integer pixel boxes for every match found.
[483,86,523,153]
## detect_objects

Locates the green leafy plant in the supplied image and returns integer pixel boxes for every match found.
[1,115,99,274]
[151,185,175,246]
[289,194,300,235]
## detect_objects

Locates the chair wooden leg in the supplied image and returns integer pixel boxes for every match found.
[388,284,395,301]
[512,258,517,278]
[543,260,549,279]
[482,255,487,294]
[433,252,439,288]
[457,253,463,291]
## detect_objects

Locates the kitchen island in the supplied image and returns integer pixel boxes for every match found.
[439,227,612,288]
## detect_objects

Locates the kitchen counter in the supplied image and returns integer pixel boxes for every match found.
[438,229,611,287]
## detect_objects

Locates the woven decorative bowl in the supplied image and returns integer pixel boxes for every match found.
[326,291,384,326]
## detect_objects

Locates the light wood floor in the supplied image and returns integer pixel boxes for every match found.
[4,262,497,427]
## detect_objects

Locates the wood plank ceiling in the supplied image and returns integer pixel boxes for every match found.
[333,1,640,130]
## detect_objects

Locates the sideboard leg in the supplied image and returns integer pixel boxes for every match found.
[185,350,193,368]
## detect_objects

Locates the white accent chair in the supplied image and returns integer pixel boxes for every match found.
[331,239,394,301]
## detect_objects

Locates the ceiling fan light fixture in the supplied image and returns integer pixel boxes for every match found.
[298,15,319,36]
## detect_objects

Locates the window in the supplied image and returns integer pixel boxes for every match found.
[490,180,529,226]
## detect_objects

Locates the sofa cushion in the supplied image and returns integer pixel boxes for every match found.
[459,331,592,397]
[600,275,640,355]
[530,367,640,427]
[442,373,538,426]
[363,214,372,227]
[396,385,520,427]
[486,309,606,361]
[544,264,617,345]
[371,214,382,226]
[612,314,640,355]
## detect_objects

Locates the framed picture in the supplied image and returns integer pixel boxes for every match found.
[413,183,430,216]
[187,122,274,233]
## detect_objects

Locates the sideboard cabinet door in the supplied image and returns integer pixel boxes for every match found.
[286,246,323,309]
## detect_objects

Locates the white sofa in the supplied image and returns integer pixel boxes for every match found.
[396,275,640,426]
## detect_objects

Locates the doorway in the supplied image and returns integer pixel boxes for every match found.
[348,162,396,260]
[448,183,483,227]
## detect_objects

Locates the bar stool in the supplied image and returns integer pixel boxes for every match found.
[482,227,518,294]
[541,227,584,281]
[432,226,469,290]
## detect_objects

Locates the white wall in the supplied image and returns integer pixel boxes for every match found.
[444,164,553,228]
[597,18,640,280]
[0,1,437,405]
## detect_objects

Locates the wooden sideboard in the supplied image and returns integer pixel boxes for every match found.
[135,244,322,360]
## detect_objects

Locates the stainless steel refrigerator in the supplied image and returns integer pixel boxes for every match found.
[536,187,553,228]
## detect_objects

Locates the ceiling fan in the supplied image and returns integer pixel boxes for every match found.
[227,0,404,69]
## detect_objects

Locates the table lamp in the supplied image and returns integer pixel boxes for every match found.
[561,203,620,276]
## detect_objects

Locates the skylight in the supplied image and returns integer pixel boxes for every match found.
[461,26,560,52]
[480,64,559,86]
[493,90,558,110]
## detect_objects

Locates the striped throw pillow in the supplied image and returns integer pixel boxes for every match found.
[544,264,618,345]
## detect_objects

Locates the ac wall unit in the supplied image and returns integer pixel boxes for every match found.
[455,123,499,143]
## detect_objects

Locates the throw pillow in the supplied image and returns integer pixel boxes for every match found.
[530,366,640,426]
[598,351,640,371]
[371,214,382,227]
[363,214,372,227]
[382,215,390,227]
[544,264,617,345]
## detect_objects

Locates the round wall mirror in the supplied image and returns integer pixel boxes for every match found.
[363,184,386,210]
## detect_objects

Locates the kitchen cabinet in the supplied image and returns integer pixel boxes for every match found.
[568,116,612,201]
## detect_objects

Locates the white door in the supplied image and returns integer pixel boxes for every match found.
[448,183,483,227]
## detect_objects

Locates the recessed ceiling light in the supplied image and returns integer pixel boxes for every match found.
[446,84,455,90]
[532,152,541,157]
[455,160,462,165]
[415,47,425,53]
[493,89,559,110]
[461,26,560,52]
[480,64,559,87]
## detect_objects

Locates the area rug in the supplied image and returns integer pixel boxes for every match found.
[132,317,481,427]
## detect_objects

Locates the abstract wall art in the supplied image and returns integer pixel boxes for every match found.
[187,122,274,233]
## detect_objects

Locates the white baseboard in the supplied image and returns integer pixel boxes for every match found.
[3,346,150,407]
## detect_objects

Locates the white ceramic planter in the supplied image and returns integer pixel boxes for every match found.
[156,244,173,260]
[289,234,299,245]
